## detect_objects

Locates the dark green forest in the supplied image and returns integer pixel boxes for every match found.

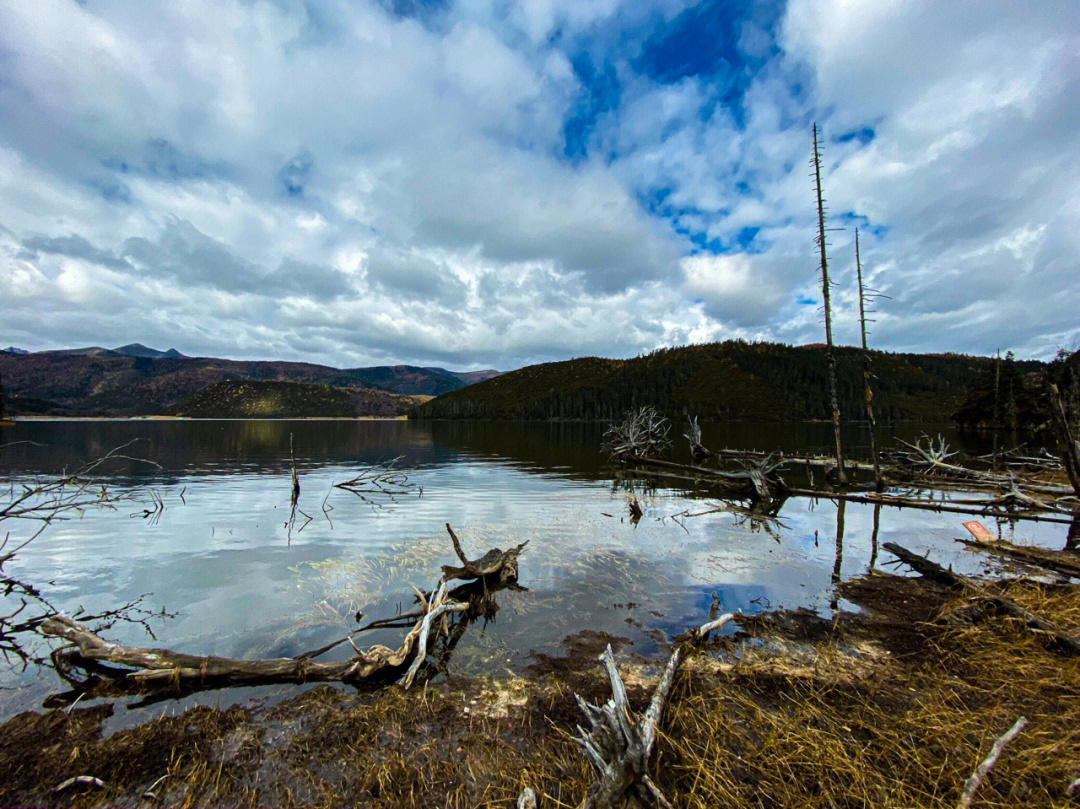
[412,340,1047,423]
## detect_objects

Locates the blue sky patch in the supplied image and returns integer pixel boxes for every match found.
[834,126,875,145]
[562,53,621,160]
[278,150,314,197]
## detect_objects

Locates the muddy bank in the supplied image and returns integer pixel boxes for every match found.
[2,572,1078,808]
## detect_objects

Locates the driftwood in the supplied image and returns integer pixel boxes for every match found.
[956,716,1027,809]
[41,529,525,696]
[442,523,528,582]
[884,542,1080,655]
[888,435,1075,499]
[675,611,740,644]
[956,537,1080,579]
[53,775,106,795]
[787,488,1076,525]
[573,644,681,809]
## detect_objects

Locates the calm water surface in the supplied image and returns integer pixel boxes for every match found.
[0,419,1070,723]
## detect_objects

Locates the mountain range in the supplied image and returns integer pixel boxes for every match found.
[0,345,499,416]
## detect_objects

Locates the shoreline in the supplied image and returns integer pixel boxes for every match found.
[2,566,1077,807]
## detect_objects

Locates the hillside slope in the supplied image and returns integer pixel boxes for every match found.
[170,381,424,418]
[0,352,470,416]
[413,341,1044,422]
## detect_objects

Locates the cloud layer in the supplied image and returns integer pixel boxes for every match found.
[2,0,1077,367]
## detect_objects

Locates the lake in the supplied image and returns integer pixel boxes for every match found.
[0,418,1069,723]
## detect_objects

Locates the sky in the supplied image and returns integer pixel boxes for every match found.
[1,0,1078,370]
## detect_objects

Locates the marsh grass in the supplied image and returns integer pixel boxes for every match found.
[1,575,1077,807]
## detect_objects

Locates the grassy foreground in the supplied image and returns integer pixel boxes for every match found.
[1,571,1077,807]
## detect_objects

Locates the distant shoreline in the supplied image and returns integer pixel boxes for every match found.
[2,415,411,422]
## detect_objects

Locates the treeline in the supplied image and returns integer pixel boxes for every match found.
[412,340,1042,423]
[954,348,1080,430]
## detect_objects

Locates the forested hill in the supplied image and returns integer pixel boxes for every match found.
[411,341,1045,422]
[170,381,425,418]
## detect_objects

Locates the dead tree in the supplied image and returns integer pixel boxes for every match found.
[683,416,711,462]
[573,644,681,809]
[2,443,173,668]
[40,528,527,696]
[285,433,310,540]
[812,122,846,484]
[603,407,672,462]
[1049,384,1080,498]
[855,228,883,490]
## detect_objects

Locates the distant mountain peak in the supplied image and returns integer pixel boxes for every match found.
[112,343,187,359]
[1,346,29,354]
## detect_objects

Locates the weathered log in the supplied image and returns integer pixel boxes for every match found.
[674,611,739,644]
[44,608,435,688]
[955,537,1080,579]
[442,524,528,582]
[883,542,963,589]
[400,580,469,689]
[790,488,1076,524]
[43,534,526,694]
[574,644,681,809]
[885,542,1080,655]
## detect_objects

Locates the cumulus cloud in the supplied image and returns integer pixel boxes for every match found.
[0,0,1077,367]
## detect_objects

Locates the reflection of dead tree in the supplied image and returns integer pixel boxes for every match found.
[1,440,159,546]
[41,525,526,698]
[604,407,671,462]
[669,499,788,541]
[132,488,165,525]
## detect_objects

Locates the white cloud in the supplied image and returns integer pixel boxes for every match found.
[1,0,1078,366]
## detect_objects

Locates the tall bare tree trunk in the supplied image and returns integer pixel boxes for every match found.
[855,229,882,490]
[812,123,846,484]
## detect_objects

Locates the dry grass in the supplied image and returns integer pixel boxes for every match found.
[1,576,1077,807]
[662,576,1080,809]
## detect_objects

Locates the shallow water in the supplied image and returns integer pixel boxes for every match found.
[0,419,1069,724]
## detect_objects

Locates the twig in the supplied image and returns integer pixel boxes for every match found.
[956,716,1027,809]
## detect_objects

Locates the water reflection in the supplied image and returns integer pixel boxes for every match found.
[0,419,1071,722]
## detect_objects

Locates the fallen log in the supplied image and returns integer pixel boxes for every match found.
[789,488,1076,524]
[884,542,1080,656]
[42,531,525,695]
[955,537,1080,579]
